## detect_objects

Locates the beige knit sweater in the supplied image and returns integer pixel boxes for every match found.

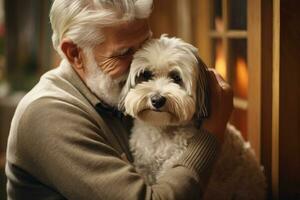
[5,60,220,200]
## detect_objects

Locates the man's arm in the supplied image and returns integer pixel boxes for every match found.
[8,97,219,200]
[6,70,231,200]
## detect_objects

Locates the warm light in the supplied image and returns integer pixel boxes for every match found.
[215,17,224,32]
[214,17,226,79]
[235,57,248,98]
[215,41,227,79]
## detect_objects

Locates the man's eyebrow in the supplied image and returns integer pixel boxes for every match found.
[110,47,130,57]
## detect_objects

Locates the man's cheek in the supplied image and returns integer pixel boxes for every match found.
[110,64,131,79]
[106,57,132,79]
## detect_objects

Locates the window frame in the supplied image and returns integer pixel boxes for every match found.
[193,0,262,161]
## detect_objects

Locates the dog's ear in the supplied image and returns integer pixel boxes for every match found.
[118,72,134,112]
[180,41,209,123]
[194,55,210,121]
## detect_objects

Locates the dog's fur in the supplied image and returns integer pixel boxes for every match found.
[119,35,266,199]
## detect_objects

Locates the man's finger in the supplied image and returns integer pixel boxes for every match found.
[208,68,230,90]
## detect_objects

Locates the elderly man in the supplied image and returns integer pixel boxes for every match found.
[5,0,233,199]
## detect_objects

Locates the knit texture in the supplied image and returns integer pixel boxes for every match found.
[177,129,220,181]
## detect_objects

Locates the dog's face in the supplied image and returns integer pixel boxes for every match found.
[119,35,208,126]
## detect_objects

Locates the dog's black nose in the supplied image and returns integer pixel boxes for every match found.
[151,95,166,109]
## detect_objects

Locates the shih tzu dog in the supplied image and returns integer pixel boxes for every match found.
[119,35,266,199]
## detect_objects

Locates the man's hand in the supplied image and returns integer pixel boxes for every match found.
[202,69,234,143]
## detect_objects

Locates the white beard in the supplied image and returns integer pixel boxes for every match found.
[84,48,126,106]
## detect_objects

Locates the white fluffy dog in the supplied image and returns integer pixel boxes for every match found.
[119,35,266,199]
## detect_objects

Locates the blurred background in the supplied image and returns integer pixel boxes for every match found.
[0,0,299,199]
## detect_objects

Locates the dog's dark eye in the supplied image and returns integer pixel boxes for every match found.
[169,71,182,84]
[136,70,153,83]
[142,70,153,80]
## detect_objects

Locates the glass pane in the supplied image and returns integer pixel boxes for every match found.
[211,0,223,31]
[230,108,248,139]
[228,0,247,30]
[228,39,248,99]
[212,39,227,80]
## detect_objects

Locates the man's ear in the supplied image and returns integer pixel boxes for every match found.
[61,38,84,70]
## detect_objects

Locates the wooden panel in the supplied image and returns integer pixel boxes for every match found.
[260,0,274,199]
[272,0,280,198]
[176,0,192,42]
[149,0,178,38]
[248,0,262,160]
[192,0,211,65]
[279,1,300,199]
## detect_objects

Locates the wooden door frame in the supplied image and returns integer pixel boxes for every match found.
[248,0,262,161]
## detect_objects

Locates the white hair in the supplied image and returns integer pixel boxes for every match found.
[83,47,127,106]
[50,0,153,57]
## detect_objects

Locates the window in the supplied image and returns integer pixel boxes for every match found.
[193,0,261,159]
[211,0,249,140]
[207,0,249,138]
[150,0,261,159]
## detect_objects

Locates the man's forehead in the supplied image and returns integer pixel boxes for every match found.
[102,19,150,46]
